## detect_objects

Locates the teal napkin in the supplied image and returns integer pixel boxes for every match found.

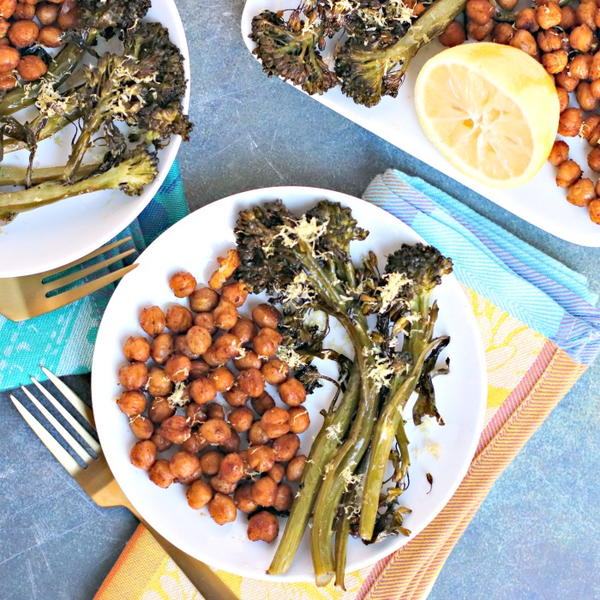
[0,162,188,391]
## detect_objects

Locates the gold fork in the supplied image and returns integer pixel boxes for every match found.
[0,236,138,321]
[10,366,238,600]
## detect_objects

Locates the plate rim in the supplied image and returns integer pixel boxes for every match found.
[0,0,191,278]
[239,2,600,248]
[91,185,488,581]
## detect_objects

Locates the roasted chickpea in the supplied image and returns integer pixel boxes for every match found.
[509,29,538,57]
[36,2,59,23]
[150,333,173,364]
[118,362,148,390]
[590,51,600,79]
[567,178,595,206]
[186,479,213,509]
[13,3,34,19]
[209,493,237,525]
[589,147,600,172]
[169,451,201,481]
[234,484,258,513]
[515,8,539,32]
[247,511,279,542]
[218,452,245,483]
[213,298,238,331]
[556,86,569,113]
[164,354,191,383]
[189,359,210,379]
[536,29,562,53]
[560,4,576,28]
[577,81,598,110]
[273,484,293,512]
[570,24,594,52]
[251,392,275,415]
[130,440,156,470]
[253,327,282,357]
[174,335,199,360]
[548,140,569,166]
[224,387,249,407]
[588,199,600,223]
[150,431,172,452]
[556,70,578,92]
[185,401,208,424]
[247,445,276,472]
[200,450,223,475]
[273,433,300,462]
[202,347,223,367]
[497,0,517,9]
[189,287,219,312]
[181,430,209,454]
[466,0,494,24]
[211,475,237,494]
[0,0,16,19]
[149,396,175,424]
[237,368,265,398]
[220,428,241,453]
[231,318,256,345]
[221,281,249,307]
[590,78,600,98]
[542,49,568,74]
[249,421,270,445]
[184,325,211,356]
[261,407,290,438]
[234,350,262,370]
[492,22,513,44]
[130,415,154,440]
[166,304,193,333]
[0,72,16,89]
[189,377,217,404]
[582,115,600,140]
[159,415,191,444]
[570,54,593,79]
[576,0,597,29]
[288,406,310,434]
[261,359,289,385]
[252,303,281,329]
[147,366,173,396]
[140,306,166,336]
[286,455,307,482]
[439,20,465,46]
[209,249,240,290]
[207,403,226,420]
[149,459,174,488]
[8,19,38,47]
[123,336,150,362]
[251,476,277,507]
[117,390,146,416]
[558,108,583,137]
[588,123,600,146]
[279,378,306,407]
[178,466,203,487]
[200,418,232,445]
[206,366,233,393]
[537,2,561,29]
[169,271,197,298]
[211,332,242,363]
[556,160,582,187]
[38,24,63,47]
[57,1,78,29]
[267,463,284,484]
[229,406,254,432]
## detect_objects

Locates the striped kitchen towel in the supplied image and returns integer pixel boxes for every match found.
[96,169,600,600]
[0,162,188,392]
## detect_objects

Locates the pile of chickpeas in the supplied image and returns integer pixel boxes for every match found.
[438,0,600,224]
[0,0,78,90]
[117,249,310,544]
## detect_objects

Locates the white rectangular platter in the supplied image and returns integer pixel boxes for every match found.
[241,0,600,247]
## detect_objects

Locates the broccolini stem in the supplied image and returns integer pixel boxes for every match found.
[358,337,448,540]
[267,367,360,575]
[3,111,77,154]
[0,37,92,116]
[0,162,98,187]
[395,418,410,483]
[334,509,350,590]
[64,110,105,181]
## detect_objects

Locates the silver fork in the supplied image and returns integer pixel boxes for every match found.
[10,367,238,600]
[0,237,138,321]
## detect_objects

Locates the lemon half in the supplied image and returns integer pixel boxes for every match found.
[414,43,559,188]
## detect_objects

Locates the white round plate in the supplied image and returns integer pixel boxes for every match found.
[92,186,487,581]
[0,0,190,278]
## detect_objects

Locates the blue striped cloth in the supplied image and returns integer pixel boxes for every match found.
[364,170,600,366]
[0,163,188,391]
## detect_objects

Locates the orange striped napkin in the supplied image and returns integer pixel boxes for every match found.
[96,172,600,600]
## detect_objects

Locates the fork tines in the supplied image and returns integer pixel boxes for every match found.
[9,369,100,476]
